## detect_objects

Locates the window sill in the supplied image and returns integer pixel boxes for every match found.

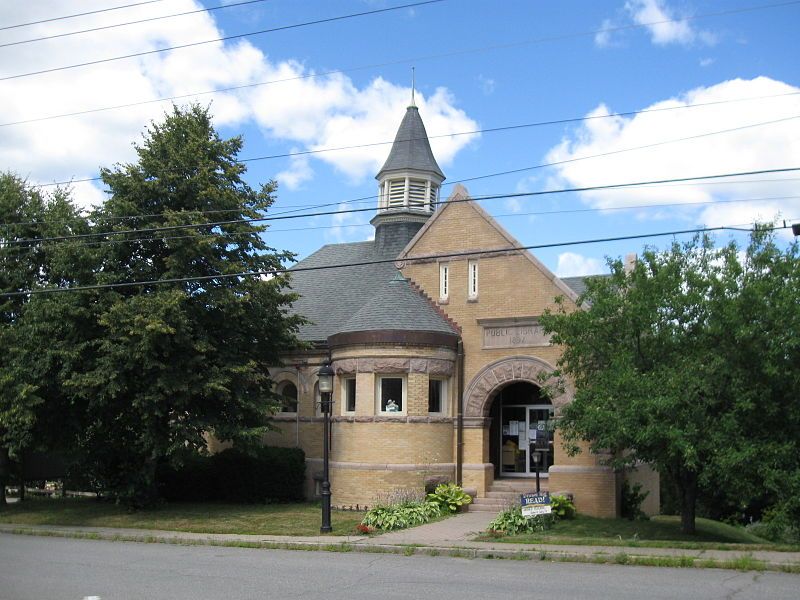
[467,297,479,303]
[438,298,449,305]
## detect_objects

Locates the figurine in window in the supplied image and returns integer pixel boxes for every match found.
[386,399,399,412]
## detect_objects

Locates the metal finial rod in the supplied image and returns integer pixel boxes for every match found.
[411,67,416,106]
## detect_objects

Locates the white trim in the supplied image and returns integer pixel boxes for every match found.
[341,376,356,414]
[439,262,449,301]
[467,259,478,300]
[428,377,448,416]
[375,374,407,415]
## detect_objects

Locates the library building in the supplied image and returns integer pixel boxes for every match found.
[260,101,660,517]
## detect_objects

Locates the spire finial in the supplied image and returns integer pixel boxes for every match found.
[410,67,416,107]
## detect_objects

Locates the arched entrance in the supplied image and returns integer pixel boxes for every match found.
[488,382,554,478]
[462,356,572,482]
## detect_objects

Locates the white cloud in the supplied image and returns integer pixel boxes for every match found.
[699,57,715,68]
[276,150,313,191]
[594,19,615,48]
[624,0,714,47]
[478,74,496,96]
[544,77,800,230]
[0,1,477,205]
[556,252,606,277]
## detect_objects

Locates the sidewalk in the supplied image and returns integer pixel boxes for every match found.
[2,512,800,572]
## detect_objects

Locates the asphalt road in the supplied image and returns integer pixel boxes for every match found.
[1,534,799,600]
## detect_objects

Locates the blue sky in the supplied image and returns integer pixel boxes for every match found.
[2,0,799,276]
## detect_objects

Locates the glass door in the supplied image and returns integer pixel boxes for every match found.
[527,406,554,476]
[500,406,527,475]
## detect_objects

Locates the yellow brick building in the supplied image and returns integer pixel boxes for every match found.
[263,103,659,517]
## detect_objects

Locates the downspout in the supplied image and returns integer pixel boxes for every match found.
[456,338,464,487]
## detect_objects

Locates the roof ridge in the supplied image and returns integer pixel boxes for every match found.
[406,276,462,334]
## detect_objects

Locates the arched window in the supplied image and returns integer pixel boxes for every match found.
[278,381,298,413]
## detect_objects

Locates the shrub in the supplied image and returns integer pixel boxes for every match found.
[621,480,650,521]
[360,488,443,531]
[488,505,555,535]
[426,483,472,513]
[550,494,576,520]
[157,446,305,503]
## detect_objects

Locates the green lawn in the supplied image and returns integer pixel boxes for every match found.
[478,514,799,551]
[0,497,364,536]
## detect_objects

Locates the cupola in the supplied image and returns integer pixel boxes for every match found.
[371,102,445,239]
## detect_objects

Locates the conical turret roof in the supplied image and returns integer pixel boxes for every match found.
[377,106,444,180]
[331,271,457,336]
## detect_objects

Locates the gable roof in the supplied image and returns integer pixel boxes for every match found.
[398,185,581,303]
[377,106,445,180]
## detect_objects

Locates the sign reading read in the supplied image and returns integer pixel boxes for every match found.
[520,492,552,517]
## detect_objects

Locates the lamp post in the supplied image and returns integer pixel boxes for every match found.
[532,450,541,494]
[317,360,334,534]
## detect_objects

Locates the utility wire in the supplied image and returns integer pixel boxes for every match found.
[3,0,798,127]
[5,193,799,256]
[0,0,446,82]
[1,223,790,298]
[30,109,800,192]
[0,0,174,31]
[0,0,272,49]
[6,177,800,234]
[6,167,799,246]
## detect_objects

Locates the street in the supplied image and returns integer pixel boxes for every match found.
[1,534,799,599]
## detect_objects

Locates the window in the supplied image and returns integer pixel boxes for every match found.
[428,378,447,414]
[376,376,405,414]
[278,381,298,413]
[343,377,356,413]
[468,259,478,300]
[439,263,449,300]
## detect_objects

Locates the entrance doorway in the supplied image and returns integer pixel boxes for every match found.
[489,382,554,478]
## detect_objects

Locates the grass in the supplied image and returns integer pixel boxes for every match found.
[0,496,364,536]
[476,514,800,552]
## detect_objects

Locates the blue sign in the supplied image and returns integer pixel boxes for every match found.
[520,493,551,507]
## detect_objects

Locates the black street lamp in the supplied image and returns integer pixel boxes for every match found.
[532,450,541,494]
[317,360,335,534]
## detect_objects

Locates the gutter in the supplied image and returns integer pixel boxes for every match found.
[456,338,464,486]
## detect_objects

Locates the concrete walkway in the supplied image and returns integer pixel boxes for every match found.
[2,513,800,572]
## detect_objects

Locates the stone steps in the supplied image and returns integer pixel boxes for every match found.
[466,479,549,512]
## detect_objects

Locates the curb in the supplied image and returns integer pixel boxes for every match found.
[3,526,799,573]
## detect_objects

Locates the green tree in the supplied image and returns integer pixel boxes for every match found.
[0,174,91,505]
[7,105,304,506]
[540,231,800,534]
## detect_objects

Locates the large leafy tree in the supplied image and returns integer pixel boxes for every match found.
[8,106,304,506]
[0,174,92,505]
[540,231,800,534]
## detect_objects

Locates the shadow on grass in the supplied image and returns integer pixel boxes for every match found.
[0,496,364,536]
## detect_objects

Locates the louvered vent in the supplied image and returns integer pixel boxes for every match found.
[408,179,427,207]
[388,179,405,207]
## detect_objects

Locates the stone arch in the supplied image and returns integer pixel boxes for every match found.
[463,355,572,418]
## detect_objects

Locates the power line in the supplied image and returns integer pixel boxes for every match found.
[0,0,446,82]
[6,192,799,256]
[1,223,790,298]
[6,175,800,240]
[0,0,272,49]
[3,1,798,128]
[0,0,174,31]
[30,109,800,193]
[6,167,799,246]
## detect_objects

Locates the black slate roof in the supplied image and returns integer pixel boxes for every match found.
[288,228,455,342]
[332,272,457,336]
[561,274,610,297]
[377,106,445,179]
